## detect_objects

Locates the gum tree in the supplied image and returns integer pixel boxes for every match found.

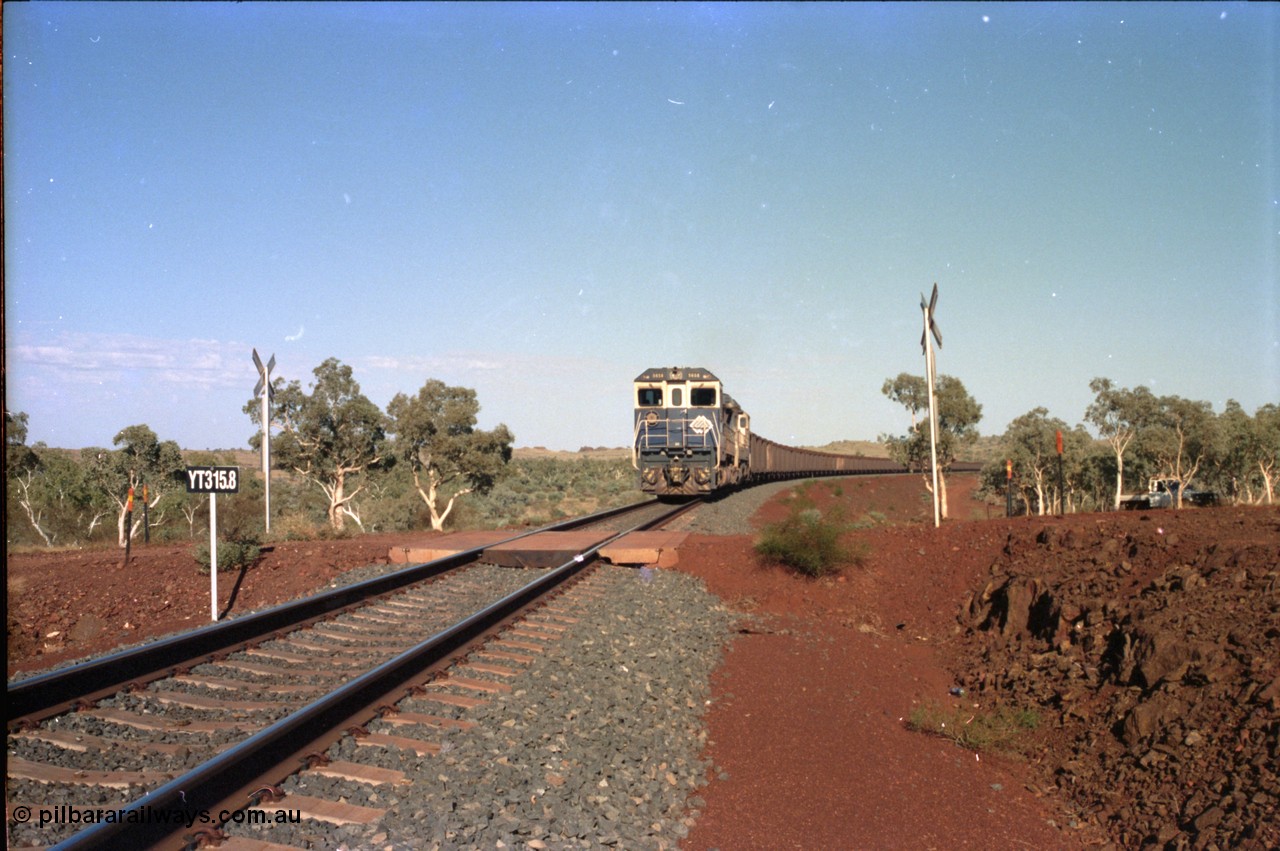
[387,379,514,531]
[1133,395,1217,508]
[881,372,982,519]
[248,358,389,531]
[6,411,54,545]
[84,424,186,546]
[1219,402,1280,504]
[1085,378,1155,510]
[1252,404,1280,503]
[1003,408,1064,515]
[995,409,1095,514]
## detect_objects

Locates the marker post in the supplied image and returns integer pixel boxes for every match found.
[185,466,240,621]
[1006,459,1014,518]
[120,487,135,568]
[209,493,218,621]
[919,284,943,527]
[1056,430,1065,515]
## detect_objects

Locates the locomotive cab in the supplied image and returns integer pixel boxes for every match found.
[632,367,750,496]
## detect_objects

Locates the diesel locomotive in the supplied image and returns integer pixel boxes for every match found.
[631,366,907,497]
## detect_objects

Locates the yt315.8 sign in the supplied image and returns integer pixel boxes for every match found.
[185,466,240,494]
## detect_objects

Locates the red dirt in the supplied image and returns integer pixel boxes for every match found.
[671,478,1093,850]
[7,477,1277,849]
[6,535,402,677]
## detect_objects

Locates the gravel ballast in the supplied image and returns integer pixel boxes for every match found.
[668,480,803,536]
[224,564,737,850]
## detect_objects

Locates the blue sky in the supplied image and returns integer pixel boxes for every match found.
[6,2,1277,451]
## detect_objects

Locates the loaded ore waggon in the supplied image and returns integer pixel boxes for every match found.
[631,366,907,497]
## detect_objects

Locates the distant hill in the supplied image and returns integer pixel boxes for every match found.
[808,439,891,458]
[514,447,632,460]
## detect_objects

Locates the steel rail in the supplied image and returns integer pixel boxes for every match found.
[48,499,696,851]
[7,498,657,725]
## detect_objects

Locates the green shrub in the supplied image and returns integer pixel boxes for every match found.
[315,523,355,540]
[755,499,857,578]
[850,510,889,530]
[906,700,1041,754]
[193,539,262,574]
[214,491,266,542]
[271,513,321,542]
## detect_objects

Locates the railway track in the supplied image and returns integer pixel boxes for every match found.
[7,498,700,850]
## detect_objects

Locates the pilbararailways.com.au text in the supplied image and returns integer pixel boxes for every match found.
[12,803,301,830]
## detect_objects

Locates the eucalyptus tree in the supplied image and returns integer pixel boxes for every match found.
[881,372,982,519]
[1224,402,1280,504]
[1000,408,1064,514]
[1133,395,1217,508]
[1085,378,1156,510]
[982,409,1097,515]
[1214,401,1260,503]
[1252,404,1280,504]
[6,411,53,545]
[387,379,514,531]
[247,358,389,531]
[84,424,186,546]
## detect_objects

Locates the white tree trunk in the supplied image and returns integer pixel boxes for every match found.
[413,467,472,532]
[16,475,54,547]
[1259,461,1275,505]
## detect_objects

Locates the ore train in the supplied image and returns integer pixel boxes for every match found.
[632,366,907,497]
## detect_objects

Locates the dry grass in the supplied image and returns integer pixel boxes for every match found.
[906,700,1041,755]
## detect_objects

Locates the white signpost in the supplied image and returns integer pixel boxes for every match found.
[920,283,943,528]
[186,466,240,621]
[252,350,276,533]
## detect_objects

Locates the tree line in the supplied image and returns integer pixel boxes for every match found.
[7,364,1276,548]
[880,373,1279,517]
[5,358,532,548]
[242,358,515,533]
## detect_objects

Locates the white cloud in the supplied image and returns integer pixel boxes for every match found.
[10,331,249,388]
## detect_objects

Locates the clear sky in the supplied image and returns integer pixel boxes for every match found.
[5,2,1277,452]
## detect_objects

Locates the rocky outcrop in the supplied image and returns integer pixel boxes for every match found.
[954,511,1280,850]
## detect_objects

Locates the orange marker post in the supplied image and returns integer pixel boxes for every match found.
[121,487,135,567]
[1055,430,1065,514]
[1005,459,1014,517]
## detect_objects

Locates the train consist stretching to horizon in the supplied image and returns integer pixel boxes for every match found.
[631,366,909,497]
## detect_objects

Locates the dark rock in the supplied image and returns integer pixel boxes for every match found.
[1192,804,1224,832]
[1132,628,1206,689]
[1122,695,1185,749]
